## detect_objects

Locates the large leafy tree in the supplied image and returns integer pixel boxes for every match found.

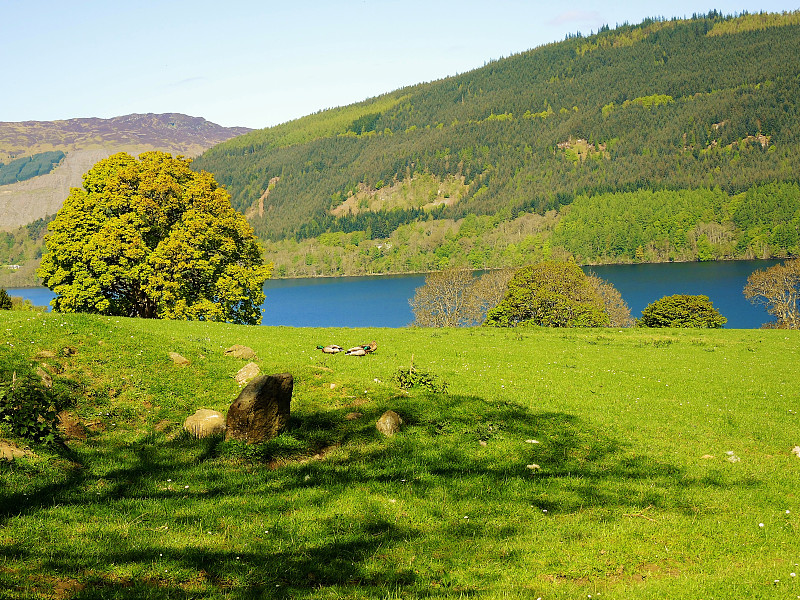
[38,152,272,324]
[743,259,800,329]
[639,294,727,328]
[484,261,610,327]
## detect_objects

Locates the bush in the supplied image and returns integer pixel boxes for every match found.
[0,287,11,310]
[0,348,67,444]
[394,365,448,394]
[485,261,609,327]
[639,294,727,328]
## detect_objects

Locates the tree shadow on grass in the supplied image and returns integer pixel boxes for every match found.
[1,391,764,599]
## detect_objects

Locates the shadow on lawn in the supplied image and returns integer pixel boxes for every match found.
[1,391,761,599]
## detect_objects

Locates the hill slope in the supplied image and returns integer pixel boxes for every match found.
[0,113,251,230]
[194,12,800,276]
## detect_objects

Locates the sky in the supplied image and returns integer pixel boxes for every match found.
[2,0,799,129]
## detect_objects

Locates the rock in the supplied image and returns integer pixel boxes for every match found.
[226,373,293,443]
[224,345,257,360]
[0,439,33,461]
[234,362,260,385]
[36,366,53,389]
[376,410,402,436]
[58,411,88,440]
[169,352,190,366]
[792,446,800,458]
[184,409,226,438]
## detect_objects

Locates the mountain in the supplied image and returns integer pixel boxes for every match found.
[193,11,800,277]
[0,113,251,230]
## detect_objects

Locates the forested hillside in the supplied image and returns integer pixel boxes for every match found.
[193,11,800,276]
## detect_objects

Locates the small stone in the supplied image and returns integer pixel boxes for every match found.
[479,440,488,447]
[234,362,260,385]
[36,366,53,389]
[701,454,715,459]
[526,464,541,470]
[791,446,800,458]
[376,410,402,436]
[224,345,257,360]
[183,409,226,438]
[169,352,190,366]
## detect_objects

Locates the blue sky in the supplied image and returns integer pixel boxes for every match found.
[2,0,799,129]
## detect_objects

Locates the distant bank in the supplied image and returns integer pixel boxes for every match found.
[6,259,782,328]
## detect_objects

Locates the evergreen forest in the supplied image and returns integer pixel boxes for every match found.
[0,151,64,186]
[192,11,800,277]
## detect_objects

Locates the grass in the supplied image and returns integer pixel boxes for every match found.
[1,310,799,599]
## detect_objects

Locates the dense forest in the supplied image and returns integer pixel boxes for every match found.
[0,151,64,185]
[191,11,800,277]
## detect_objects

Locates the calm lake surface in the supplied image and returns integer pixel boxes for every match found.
[6,259,783,329]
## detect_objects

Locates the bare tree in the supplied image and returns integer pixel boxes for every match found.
[587,274,635,327]
[466,268,515,324]
[743,259,800,329]
[411,268,476,327]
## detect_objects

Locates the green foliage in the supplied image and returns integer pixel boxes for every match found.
[394,364,448,393]
[0,287,11,310]
[193,13,800,257]
[0,151,64,185]
[639,294,727,327]
[0,348,63,444]
[485,260,610,327]
[37,152,272,324]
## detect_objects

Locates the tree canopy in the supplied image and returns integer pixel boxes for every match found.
[638,294,727,328]
[484,261,610,327]
[38,152,271,324]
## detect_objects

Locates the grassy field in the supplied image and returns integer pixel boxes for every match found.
[1,310,799,599]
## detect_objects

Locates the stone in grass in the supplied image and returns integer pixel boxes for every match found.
[234,362,260,385]
[0,440,33,461]
[792,446,800,458]
[184,409,226,438]
[169,352,190,366]
[224,345,257,360]
[376,410,403,436]
[226,373,293,444]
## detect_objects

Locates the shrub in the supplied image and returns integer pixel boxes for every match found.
[0,348,66,444]
[394,364,448,394]
[485,261,609,327]
[0,287,11,310]
[639,294,727,328]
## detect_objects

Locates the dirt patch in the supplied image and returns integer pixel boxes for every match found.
[58,411,88,440]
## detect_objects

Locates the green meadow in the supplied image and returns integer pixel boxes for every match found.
[1,310,799,599]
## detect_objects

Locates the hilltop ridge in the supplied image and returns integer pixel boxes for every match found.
[193,11,800,277]
[0,113,251,230]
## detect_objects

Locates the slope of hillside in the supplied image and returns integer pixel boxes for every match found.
[193,12,800,275]
[0,113,251,230]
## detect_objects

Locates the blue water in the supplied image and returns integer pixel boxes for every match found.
[4,259,784,328]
